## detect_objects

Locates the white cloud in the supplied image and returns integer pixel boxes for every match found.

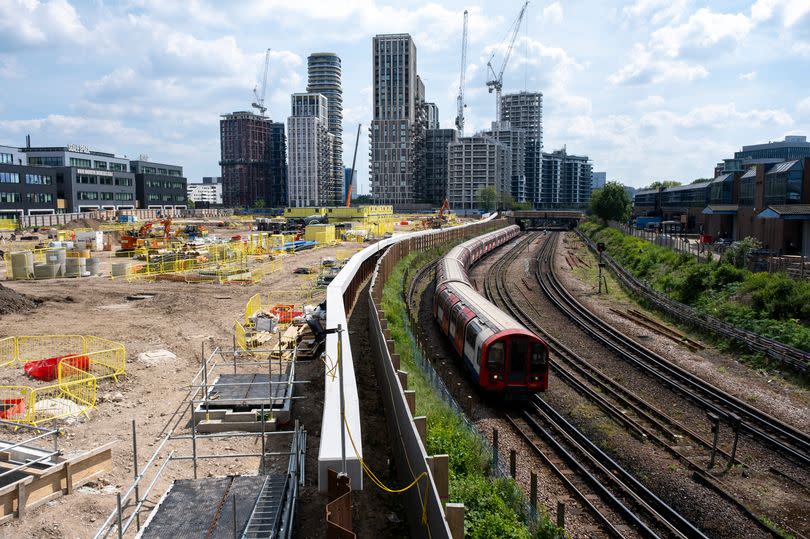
[622,0,690,25]
[739,71,757,81]
[0,55,20,78]
[751,0,810,27]
[641,103,792,130]
[609,44,708,85]
[650,8,753,58]
[543,2,563,24]
[639,95,666,107]
[798,96,810,115]
[0,0,88,50]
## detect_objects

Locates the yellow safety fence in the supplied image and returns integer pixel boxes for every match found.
[0,335,126,382]
[0,218,18,231]
[0,346,105,426]
[245,293,262,326]
[234,321,248,351]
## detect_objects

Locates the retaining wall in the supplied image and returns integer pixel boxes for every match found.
[364,217,505,537]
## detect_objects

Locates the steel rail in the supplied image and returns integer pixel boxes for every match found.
[482,233,703,538]
[539,232,810,468]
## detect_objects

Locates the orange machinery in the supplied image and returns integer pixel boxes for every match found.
[120,218,173,251]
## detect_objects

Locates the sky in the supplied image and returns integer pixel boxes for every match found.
[0,0,809,192]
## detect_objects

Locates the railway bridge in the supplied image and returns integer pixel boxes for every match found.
[507,209,586,230]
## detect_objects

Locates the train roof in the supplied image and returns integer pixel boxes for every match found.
[446,280,527,334]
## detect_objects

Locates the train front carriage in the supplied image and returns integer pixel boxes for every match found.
[479,330,548,392]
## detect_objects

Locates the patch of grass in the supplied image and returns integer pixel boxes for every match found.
[381,246,563,539]
[759,515,795,539]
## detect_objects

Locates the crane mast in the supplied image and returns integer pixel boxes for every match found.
[486,1,528,121]
[251,48,271,117]
[455,10,469,136]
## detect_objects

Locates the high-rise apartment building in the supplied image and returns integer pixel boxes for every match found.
[287,93,334,207]
[424,102,440,129]
[307,53,343,206]
[424,128,457,205]
[370,34,421,205]
[500,92,543,206]
[483,121,527,203]
[541,148,592,208]
[220,111,287,208]
[447,135,511,211]
[592,171,606,189]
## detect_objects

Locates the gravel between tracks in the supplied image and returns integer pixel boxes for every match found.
[470,233,787,539]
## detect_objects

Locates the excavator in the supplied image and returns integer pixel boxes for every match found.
[423,199,450,229]
[120,218,174,251]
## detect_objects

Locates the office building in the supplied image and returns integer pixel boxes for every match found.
[424,128,457,205]
[0,163,60,219]
[592,171,607,189]
[220,111,288,208]
[447,135,511,211]
[307,52,343,206]
[482,121,527,203]
[187,182,223,205]
[370,34,421,205]
[541,148,593,208]
[202,176,222,185]
[500,92,543,206]
[130,159,187,209]
[424,102,440,129]
[21,145,137,212]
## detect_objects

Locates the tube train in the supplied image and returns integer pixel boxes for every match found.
[433,225,549,394]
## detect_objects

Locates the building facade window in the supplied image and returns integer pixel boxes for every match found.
[115,192,133,201]
[78,191,99,200]
[101,192,114,200]
[94,161,108,170]
[28,156,63,166]
[70,157,92,168]
[78,175,98,184]
[0,172,20,183]
[26,193,53,204]
[739,177,755,206]
[25,174,53,185]
[0,192,20,203]
[0,153,12,164]
[115,177,132,186]
[109,163,127,172]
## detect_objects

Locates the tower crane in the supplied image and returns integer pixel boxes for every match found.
[251,48,271,116]
[485,1,529,121]
[455,10,469,135]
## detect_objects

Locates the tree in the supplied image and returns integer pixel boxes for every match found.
[253,198,265,209]
[644,180,682,190]
[498,192,514,211]
[187,199,196,209]
[512,201,534,211]
[476,186,498,212]
[691,178,712,184]
[589,181,632,223]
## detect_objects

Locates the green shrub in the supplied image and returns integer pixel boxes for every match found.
[579,221,810,352]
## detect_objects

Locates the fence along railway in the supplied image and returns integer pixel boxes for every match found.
[576,229,810,375]
[482,230,807,537]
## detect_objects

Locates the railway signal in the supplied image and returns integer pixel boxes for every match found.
[597,243,608,294]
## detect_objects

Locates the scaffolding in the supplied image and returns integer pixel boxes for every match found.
[92,346,306,539]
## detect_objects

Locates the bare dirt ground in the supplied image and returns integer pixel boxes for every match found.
[0,241,358,539]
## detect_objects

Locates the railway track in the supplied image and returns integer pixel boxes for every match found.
[481,233,709,538]
[576,230,810,375]
[536,232,810,470]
